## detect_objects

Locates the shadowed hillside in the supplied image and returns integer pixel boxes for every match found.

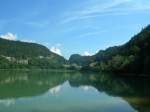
[69,25,150,74]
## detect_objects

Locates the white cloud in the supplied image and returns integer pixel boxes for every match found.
[61,0,150,24]
[84,50,99,56]
[95,49,99,54]
[49,85,61,95]
[84,51,92,56]
[0,33,36,43]
[50,47,62,56]
[0,99,15,107]
[80,85,97,92]
[81,86,91,91]
[0,32,17,40]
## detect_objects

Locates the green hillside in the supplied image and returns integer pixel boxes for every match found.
[0,38,67,69]
[69,25,150,74]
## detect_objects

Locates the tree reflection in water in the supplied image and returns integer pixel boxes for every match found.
[0,70,149,112]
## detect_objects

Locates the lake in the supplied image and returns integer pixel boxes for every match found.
[0,70,149,112]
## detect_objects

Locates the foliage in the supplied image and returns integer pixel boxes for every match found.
[69,54,94,66]
[69,25,150,74]
[0,38,67,69]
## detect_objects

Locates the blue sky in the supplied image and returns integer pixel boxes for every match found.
[0,0,150,58]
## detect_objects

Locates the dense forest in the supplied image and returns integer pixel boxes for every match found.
[69,25,150,74]
[0,25,150,74]
[0,38,67,69]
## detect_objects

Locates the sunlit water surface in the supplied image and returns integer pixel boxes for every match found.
[0,70,149,112]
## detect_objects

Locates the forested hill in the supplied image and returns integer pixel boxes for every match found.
[0,38,67,69]
[0,38,50,58]
[69,25,150,74]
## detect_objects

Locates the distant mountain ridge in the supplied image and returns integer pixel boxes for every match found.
[1,25,150,73]
[0,38,67,69]
[0,38,50,58]
[69,25,150,74]
[69,54,94,66]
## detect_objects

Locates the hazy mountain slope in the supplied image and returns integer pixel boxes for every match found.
[69,54,94,66]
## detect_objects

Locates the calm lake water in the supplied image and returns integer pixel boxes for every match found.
[0,70,149,112]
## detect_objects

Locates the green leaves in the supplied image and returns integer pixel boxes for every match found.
[70,25,150,74]
[0,38,67,69]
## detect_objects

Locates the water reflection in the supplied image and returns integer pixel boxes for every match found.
[0,70,149,112]
[69,72,150,112]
